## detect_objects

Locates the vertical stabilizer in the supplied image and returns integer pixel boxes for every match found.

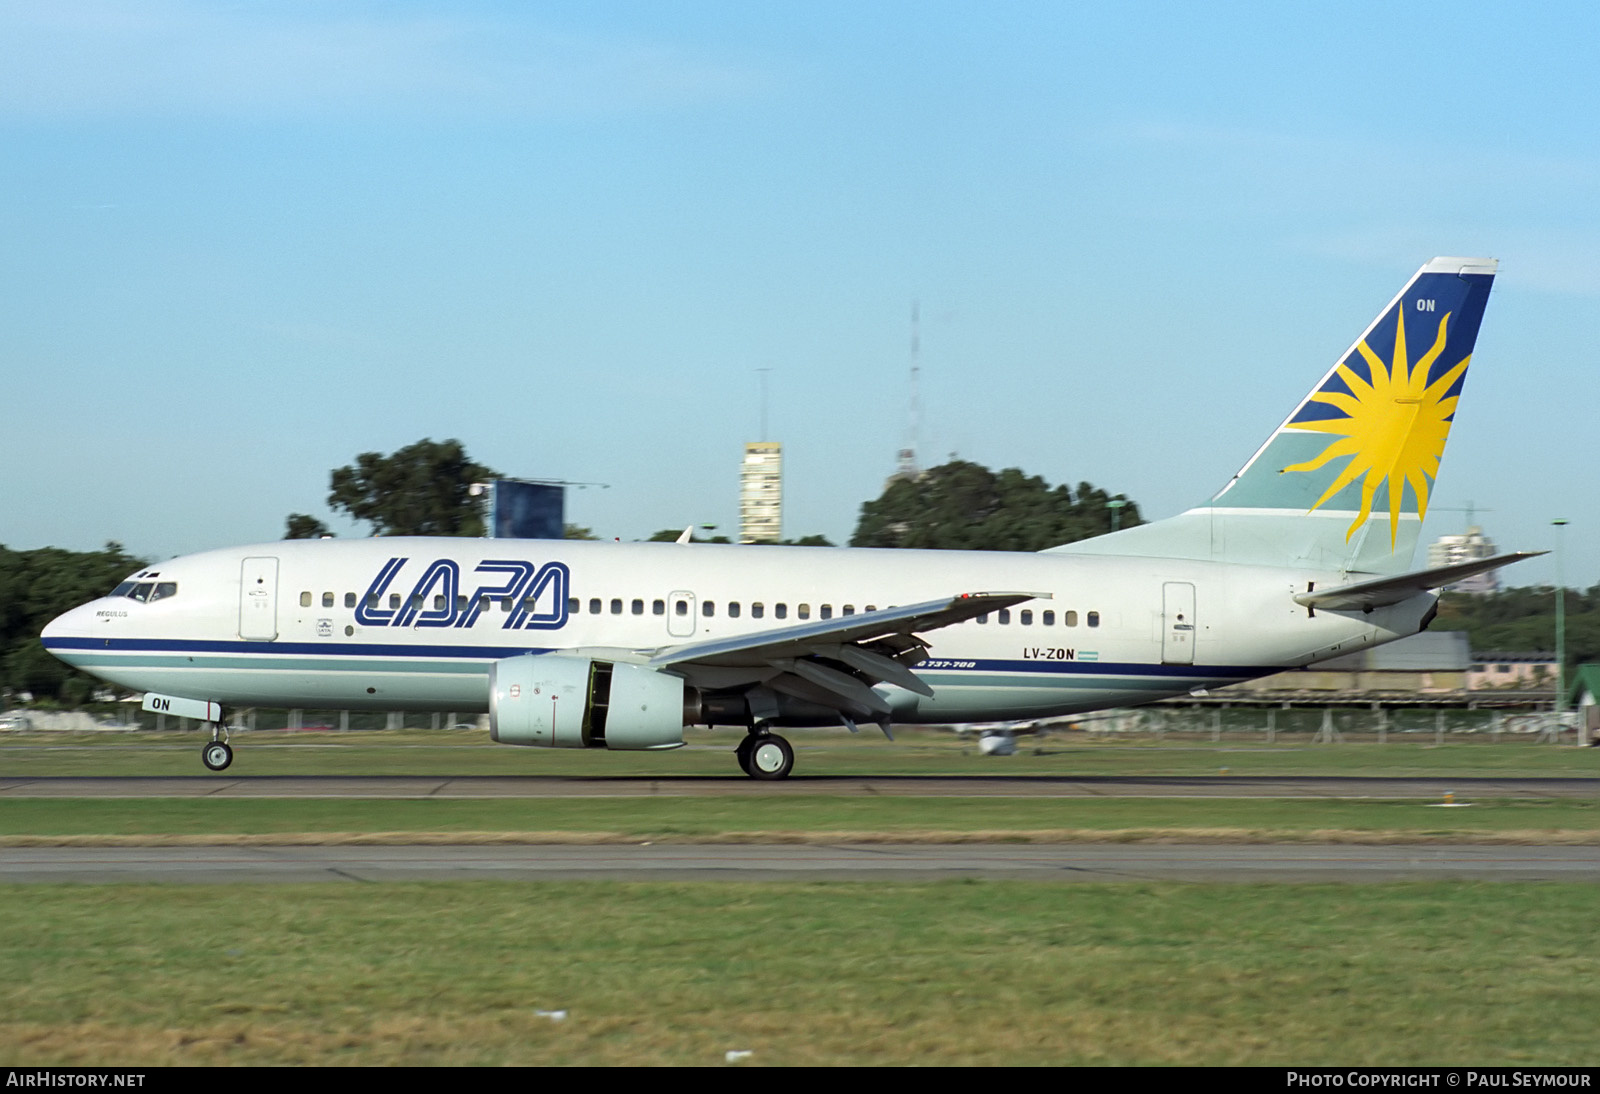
[1052,257,1497,575]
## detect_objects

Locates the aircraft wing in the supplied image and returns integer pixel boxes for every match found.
[646,591,1047,729]
[1293,551,1543,611]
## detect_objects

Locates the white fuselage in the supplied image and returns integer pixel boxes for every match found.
[42,537,1432,723]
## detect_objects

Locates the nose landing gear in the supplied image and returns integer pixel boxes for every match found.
[200,723,233,771]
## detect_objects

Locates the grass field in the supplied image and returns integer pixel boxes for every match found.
[3,881,1596,1066]
[2,730,1595,1065]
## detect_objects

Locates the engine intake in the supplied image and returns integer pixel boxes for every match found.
[489,654,688,751]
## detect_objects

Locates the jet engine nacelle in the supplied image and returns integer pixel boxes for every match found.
[489,654,688,750]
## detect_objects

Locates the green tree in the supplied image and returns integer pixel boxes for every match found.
[0,542,147,704]
[563,524,600,540]
[327,438,498,537]
[850,461,1141,551]
[283,513,332,539]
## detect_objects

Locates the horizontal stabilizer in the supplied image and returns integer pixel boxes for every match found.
[1293,551,1543,610]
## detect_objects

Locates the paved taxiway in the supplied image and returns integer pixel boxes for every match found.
[5,775,1592,883]
[3,775,1595,798]
[4,843,1597,883]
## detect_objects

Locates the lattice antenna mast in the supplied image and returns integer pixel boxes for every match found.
[757,367,772,440]
[896,300,921,478]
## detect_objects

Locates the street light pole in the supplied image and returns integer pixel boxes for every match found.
[1553,519,1568,717]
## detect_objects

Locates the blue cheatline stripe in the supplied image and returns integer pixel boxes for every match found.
[960,658,1269,678]
[43,637,556,660]
[920,673,1213,692]
[50,638,1277,685]
[64,654,490,675]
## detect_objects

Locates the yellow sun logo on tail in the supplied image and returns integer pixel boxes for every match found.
[1281,307,1468,549]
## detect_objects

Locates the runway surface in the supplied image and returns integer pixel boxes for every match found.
[3,774,1596,798]
[3,843,1596,883]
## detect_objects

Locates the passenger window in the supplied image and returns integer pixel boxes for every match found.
[1043,610,1055,626]
[1088,611,1100,628]
[729,602,741,618]
[610,598,623,615]
[567,597,579,613]
[409,596,423,611]
[865,605,877,612]
[820,605,832,620]
[389,593,401,610]
[843,605,855,616]
[798,604,811,620]
[703,601,715,617]
[1065,611,1078,627]
[775,604,787,619]
[501,598,512,612]
[633,599,644,615]
[653,599,665,615]
[589,598,602,614]
[1021,610,1032,625]
[300,591,312,608]
[675,600,688,616]
[345,592,357,609]
[998,609,1011,624]
[752,602,765,619]
[977,614,988,625]
[433,595,446,611]
[322,592,334,608]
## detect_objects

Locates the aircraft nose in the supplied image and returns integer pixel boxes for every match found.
[41,602,94,642]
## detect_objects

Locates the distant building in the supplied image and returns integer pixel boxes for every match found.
[1229,632,1554,696]
[1468,651,1559,690]
[1427,525,1501,594]
[485,479,565,539]
[1293,631,1471,693]
[740,442,782,543]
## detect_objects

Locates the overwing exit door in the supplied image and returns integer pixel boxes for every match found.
[668,590,697,638]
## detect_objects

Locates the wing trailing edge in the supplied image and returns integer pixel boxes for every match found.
[646,591,1049,733]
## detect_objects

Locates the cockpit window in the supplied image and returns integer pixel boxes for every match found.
[110,580,177,602]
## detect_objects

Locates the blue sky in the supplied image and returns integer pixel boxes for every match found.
[4,1,1597,585]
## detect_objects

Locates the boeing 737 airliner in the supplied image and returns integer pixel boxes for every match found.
[42,258,1533,777]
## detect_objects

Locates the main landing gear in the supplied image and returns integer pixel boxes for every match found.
[200,722,233,771]
[736,731,794,780]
